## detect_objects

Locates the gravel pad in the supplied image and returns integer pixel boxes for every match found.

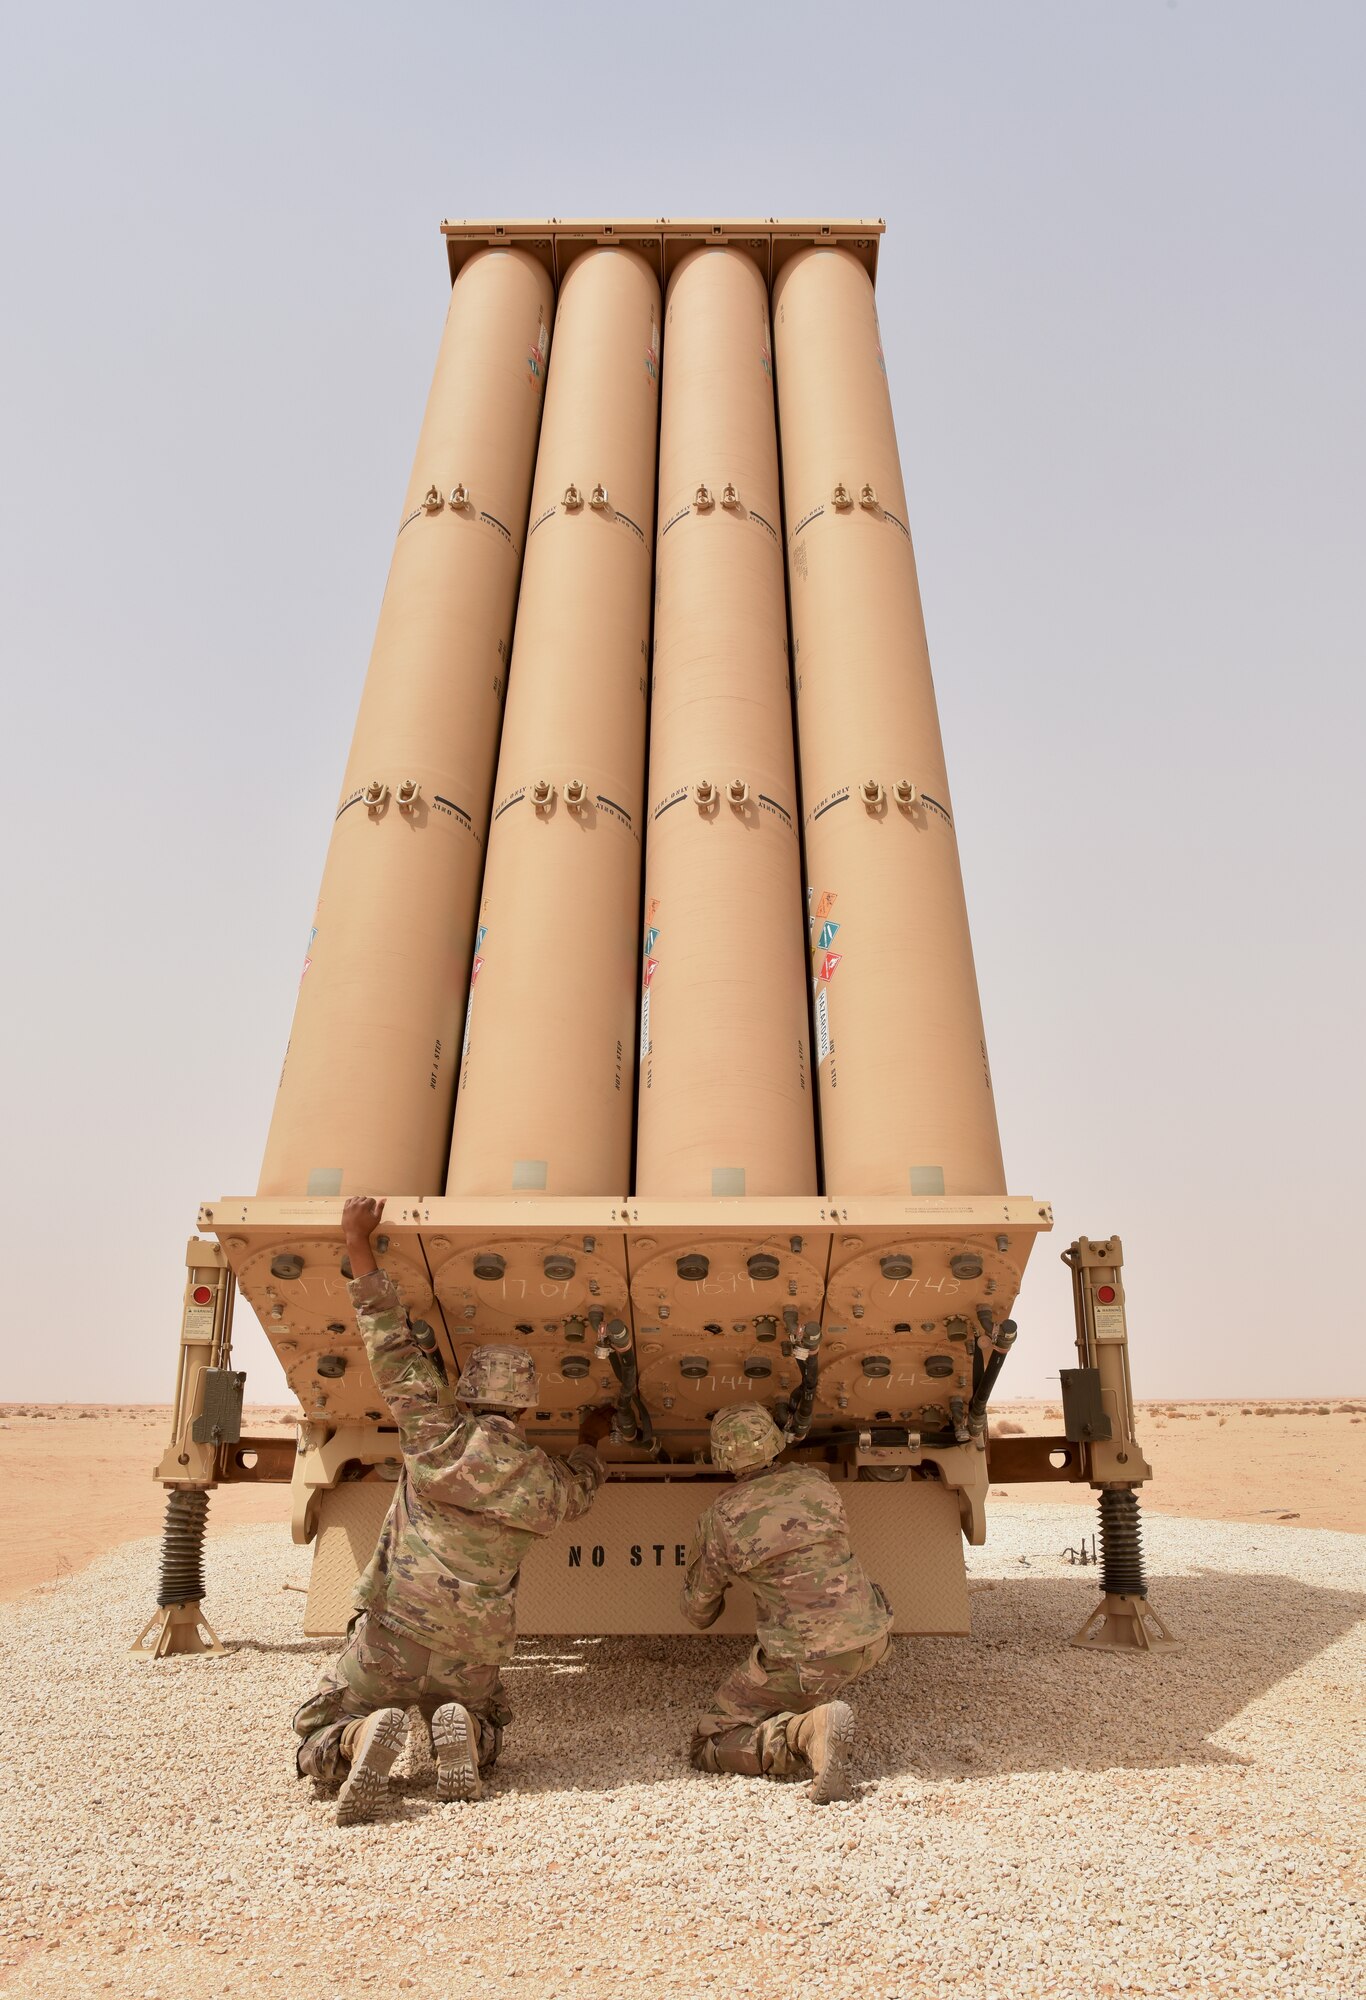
[1,1508,1362,1999]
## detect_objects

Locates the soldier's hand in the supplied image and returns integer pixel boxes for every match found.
[578,1404,615,1449]
[342,1195,385,1244]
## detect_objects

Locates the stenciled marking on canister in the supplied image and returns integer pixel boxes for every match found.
[815,988,834,1066]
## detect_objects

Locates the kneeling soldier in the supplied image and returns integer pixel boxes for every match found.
[293,1196,610,1822]
[681,1405,892,1803]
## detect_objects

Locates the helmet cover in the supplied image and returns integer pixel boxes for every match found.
[710,1403,785,1473]
[457,1344,539,1410]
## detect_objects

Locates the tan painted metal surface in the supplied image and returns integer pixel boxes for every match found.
[446,249,660,1196]
[635,247,816,1198]
[258,247,554,1197]
[773,247,1005,1197]
[303,1474,969,1638]
[202,1193,1048,1479]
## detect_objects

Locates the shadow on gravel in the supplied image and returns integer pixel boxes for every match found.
[374,1571,1364,1796]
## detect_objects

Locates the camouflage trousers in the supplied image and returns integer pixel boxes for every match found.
[690,1631,891,1776]
[293,1613,511,1785]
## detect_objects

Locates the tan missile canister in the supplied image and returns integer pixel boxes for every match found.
[445,248,661,1195]
[258,248,554,1197]
[635,247,817,1198]
[773,247,1005,1196]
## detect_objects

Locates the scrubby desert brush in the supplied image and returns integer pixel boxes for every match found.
[992,1418,1025,1436]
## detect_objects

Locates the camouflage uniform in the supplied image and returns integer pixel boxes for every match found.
[294,1269,603,1782]
[682,1458,892,1777]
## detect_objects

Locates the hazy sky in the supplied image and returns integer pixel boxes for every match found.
[3,2,1362,1403]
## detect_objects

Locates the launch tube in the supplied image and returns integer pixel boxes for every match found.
[635,247,816,1198]
[446,248,660,1195]
[772,247,1005,1196]
[258,248,554,1196]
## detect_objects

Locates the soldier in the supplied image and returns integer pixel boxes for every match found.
[293,1195,611,1823]
[681,1405,892,1803]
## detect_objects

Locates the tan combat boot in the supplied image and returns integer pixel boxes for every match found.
[787,1701,855,1804]
[334,1707,407,1826]
[430,1702,482,1803]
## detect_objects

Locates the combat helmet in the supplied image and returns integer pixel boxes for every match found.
[456,1344,539,1410]
[710,1404,786,1474]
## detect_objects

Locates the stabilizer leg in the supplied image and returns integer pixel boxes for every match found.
[130,1488,226,1659]
[1071,1486,1179,1655]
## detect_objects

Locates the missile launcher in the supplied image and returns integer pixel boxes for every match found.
[135,221,1172,1663]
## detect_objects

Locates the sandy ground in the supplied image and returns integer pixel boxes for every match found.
[1,1509,1361,1999]
[989,1399,1366,1533]
[0,1406,294,1600]
[1,1401,1360,1609]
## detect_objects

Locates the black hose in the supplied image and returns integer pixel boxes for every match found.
[605,1340,655,1451]
[967,1321,1018,1431]
[157,1488,210,1607]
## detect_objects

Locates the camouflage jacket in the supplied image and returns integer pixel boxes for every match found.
[347,1269,603,1661]
[681,1462,891,1661]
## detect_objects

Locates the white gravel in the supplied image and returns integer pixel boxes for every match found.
[1,1506,1362,2000]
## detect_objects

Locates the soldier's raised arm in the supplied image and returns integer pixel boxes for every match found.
[342,1195,449,1451]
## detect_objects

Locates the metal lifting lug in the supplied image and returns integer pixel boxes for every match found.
[363,779,390,814]
[831,482,854,511]
[532,778,556,815]
[396,779,421,814]
[562,484,583,511]
[691,777,717,810]
[423,486,443,512]
[860,778,885,812]
[720,483,740,510]
[588,484,610,511]
[564,778,588,812]
[449,483,471,510]
[726,777,749,808]
[859,483,879,510]
[693,484,714,511]
[893,778,918,809]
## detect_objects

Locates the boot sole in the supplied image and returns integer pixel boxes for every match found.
[809,1700,855,1805]
[431,1703,482,1803]
[335,1708,407,1826]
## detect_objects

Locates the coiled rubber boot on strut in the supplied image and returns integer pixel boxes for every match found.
[130,1489,226,1659]
[1070,1487,1179,1655]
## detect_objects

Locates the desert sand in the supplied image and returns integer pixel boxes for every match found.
[0,1399,1360,1604]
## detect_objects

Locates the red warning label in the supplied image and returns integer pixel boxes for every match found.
[470,956,486,986]
[642,958,660,989]
[817,951,843,983]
